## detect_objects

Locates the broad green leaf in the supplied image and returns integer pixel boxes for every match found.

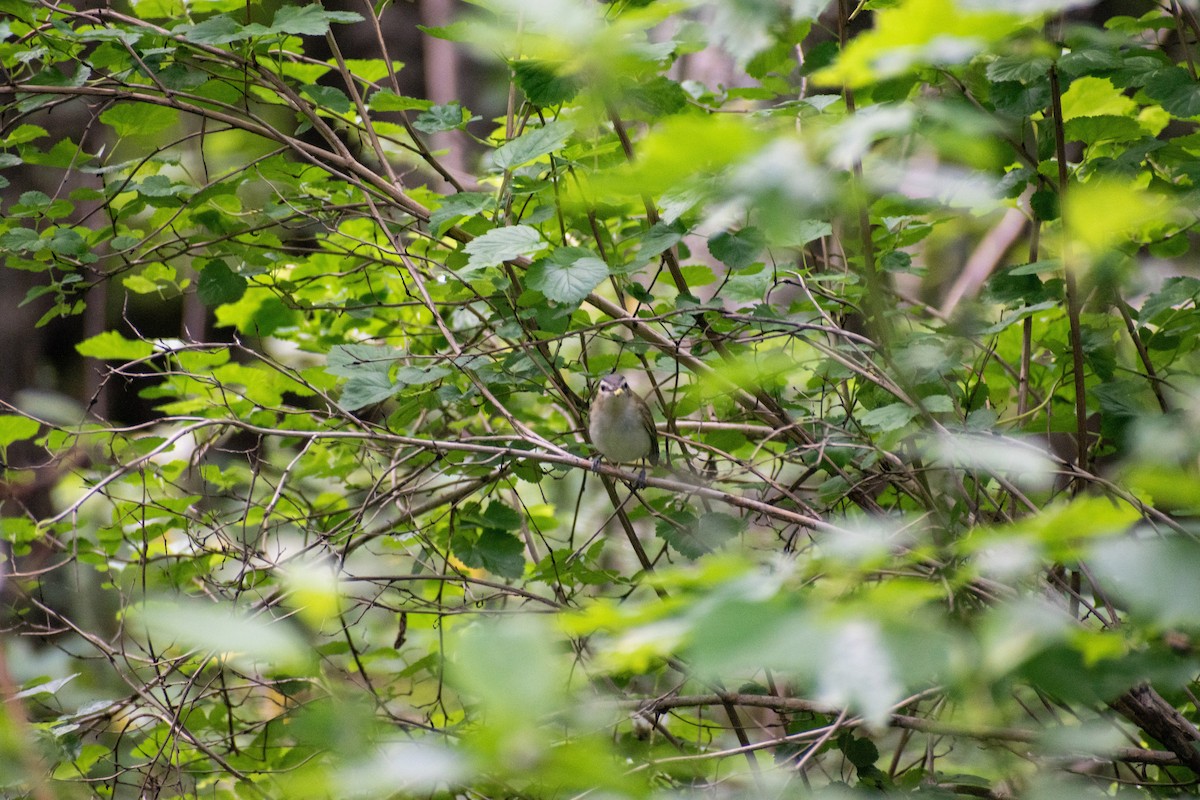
[129,599,314,674]
[368,90,433,112]
[708,227,766,270]
[454,530,526,580]
[413,102,472,134]
[196,260,247,306]
[814,0,1022,88]
[429,191,494,237]
[270,5,363,35]
[302,85,351,115]
[339,372,397,410]
[1060,77,1137,121]
[635,220,684,259]
[986,55,1052,83]
[76,331,154,360]
[1144,67,1200,118]
[526,248,608,304]
[99,103,178,137]
[606,114,763,196]
[818,619,901,729]
[656,510,743,559]
[463,225,546,272]
[1063,115,1145,144]
[492,120,573,170]
[0,414,40,447]
[14,673,79,699]
[128,0,186,17]
[174,15,247,45]
[511,60,580,106]
[859,403,918,432]
[1090,536,1200,628]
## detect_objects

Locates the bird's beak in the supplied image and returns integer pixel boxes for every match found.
[610,386,625,396]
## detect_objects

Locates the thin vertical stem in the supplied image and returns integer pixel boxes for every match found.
[1048,64,1090,490]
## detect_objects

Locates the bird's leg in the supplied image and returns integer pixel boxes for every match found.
[591,454,603,473]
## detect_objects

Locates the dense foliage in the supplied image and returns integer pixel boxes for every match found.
[4,0,1200,797]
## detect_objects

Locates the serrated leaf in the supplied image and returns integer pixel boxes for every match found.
[859,403,918,432]
[656,511,742,559]
[302,84,351,115]
[197,260,247,306]
[270,5,362,36]
[1064,115,1145,143]
[492,120,574,170]
[986,54,1052,83]
[628,76,688,115]
[413,102,470,134]
[430,192,493,237]
[709,227,766,270]
[76,331,154,360]
[512,60,580,106]
[526,248,609,304]
[325,344,400,378]
[394,365,451,386]
[454,530,526,580]
[637,221,684,258]
[368,90,433,112]
[1145,67,1200,118]
[174,15,247,45]
[463,225,546,272]
[339,372,397,410]
[99,103,178,137]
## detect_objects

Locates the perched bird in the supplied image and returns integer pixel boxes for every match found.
[588,373,659,487]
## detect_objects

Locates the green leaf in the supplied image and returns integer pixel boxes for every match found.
[302,84,351,115]
[76,331,154,360]
[129,599,314,674]
[656,511,742,559]
[339,372,398,410]
[814,0,1021,88]
[986,55,1052,83]
[1090,537,1200,628]
[627,76,689,116]
[430,192,493,237]
[709,227,766,270]
[455,530,526,580]
[197,260,247,306]
[818,620,901,729]
[512,60,580,106]
[859,403,918,432]
[270,5,363,36]
[636,221,685,259]
[0,414,40,448]
[463,225,546,272]
[526,248,609,304]
[492,120,574,170]
[1144,67,1200,118]
[1064,115,1146,143]
[99,103,178,137]
[413,102,471,134]
[368,90,433,112]
[1059,77,1137,121]
[13,673,79,700]
[326,344,401,378]
[174,15,247,45]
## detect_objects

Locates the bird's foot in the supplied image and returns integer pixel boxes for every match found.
[591,454,603,473]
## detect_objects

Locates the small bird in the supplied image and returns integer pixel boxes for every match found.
[588,373,659,487]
